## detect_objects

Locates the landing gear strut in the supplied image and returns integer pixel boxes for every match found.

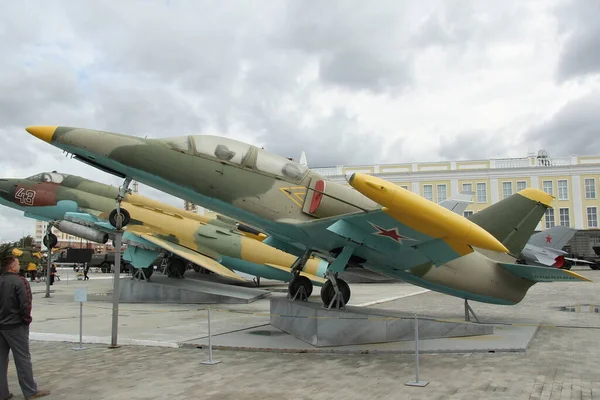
[287,249,314,301]
[286,244,356,309]
[320,272,351,308]
[131,266,154,281]
[109,177,132,229]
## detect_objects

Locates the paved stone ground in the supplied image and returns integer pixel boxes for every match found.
[4,325,599,400]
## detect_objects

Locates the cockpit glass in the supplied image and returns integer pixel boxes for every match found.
[163,136,192,152]
[255,149,308,182]
[191,135,251,165]
[26,172,66,183]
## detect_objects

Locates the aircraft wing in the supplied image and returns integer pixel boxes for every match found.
[499,263,592,282]
[564,257,595,265]
[134,232,246,282]
[264,263,327,284]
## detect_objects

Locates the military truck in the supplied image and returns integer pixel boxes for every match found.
[0,247,42,276]
[90,252,133,273]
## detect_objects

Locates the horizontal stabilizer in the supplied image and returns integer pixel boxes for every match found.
[500,263,592,282]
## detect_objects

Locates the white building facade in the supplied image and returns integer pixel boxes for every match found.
[313,152,600,231]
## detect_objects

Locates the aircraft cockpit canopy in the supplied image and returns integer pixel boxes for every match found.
[255,148,308,182]
[163,134,309,182]
[26,171,68,184]
[191,135,252,165]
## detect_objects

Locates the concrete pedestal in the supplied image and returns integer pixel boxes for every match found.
[117,274,270,304]
[270,298,493,347]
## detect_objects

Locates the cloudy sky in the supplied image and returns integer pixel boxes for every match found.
[1,0,600,241]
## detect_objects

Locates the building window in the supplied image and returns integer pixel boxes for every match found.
[558,180,568,200]
[542,180,553,196]
[559,208,570,227]
[462,183,472,193]
[437,184,447,202]
[502,182,513,199]
[545,209,555,229]
[585,178,596,199]
[400,185,408,190]
[588,207,598,228]
[463,211,474,218]
[516,181,527,192]
[423,185,433,201]
[476,183,487,203]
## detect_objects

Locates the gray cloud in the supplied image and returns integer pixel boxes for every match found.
[556,0,600,82]
[526,90,600,156]
[0,0,597,240]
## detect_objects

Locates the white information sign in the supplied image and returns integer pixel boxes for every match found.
[74,287,88,303]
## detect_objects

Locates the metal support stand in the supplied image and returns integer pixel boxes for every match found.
[73,302,86,351]
[201,306,221,365]
[290,285,308,301]
[44,228,52,298]
[325,272,346,310]
[464,299,480,323]
[405,314,429,387]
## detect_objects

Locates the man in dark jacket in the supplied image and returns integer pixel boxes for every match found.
[0,257,50,400]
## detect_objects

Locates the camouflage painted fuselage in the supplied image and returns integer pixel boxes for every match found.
[0,173,329,282]
[26,126,584,304]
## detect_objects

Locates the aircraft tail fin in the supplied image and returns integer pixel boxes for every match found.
[528,226,577,250]
[499,262,592,282]
[439,191,474,216]
[468,188,553,256]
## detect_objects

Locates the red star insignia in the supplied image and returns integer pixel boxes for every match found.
[370,223,413,244]
[545,235,552,243]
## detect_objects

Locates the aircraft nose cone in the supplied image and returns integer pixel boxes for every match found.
[25,126,58,143]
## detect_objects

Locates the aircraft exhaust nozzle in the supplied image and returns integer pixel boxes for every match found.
[348,173,509,254]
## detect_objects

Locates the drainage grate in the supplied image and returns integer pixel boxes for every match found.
[247,330,286,336]
[560,304,600,313]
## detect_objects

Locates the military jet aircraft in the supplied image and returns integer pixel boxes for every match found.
[0,171,328,285]
[25,126,591,310]
[517,226,593,269]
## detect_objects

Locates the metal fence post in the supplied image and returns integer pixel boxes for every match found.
[201,306,221,365]
[405,313,429,387]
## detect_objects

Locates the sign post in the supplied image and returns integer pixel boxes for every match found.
[73,287,88,351]
[405,313,429,387]
[109,231,122,349]
[201,306,220,365]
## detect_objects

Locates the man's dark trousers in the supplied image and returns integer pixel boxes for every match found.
[0,325,38,399]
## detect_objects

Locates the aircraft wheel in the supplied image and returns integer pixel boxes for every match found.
[133,266,154,280]
[167,258,186,278]
[320,278,351,307]
[288,275,313,299]
[109,208,131,228]
[43,233,58,249]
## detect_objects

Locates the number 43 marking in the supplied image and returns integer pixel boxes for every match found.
[15,188,36,206]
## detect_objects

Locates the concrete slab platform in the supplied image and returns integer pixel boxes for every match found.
[118,273,271,304]
[182,322,539,354]
[269,298,493,347]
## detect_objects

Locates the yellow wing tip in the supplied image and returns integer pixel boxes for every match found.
[564,269,593,282]
[517,188,554,207]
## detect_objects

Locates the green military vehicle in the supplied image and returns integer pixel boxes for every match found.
[0,246,42,276]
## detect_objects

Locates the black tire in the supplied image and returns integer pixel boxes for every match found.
[100,262,111,273]
[192,264,201,273]
[288,276,313,299]
[43,233,58,249]
[167,258,186,278]
[108,208,131,228]
[320,278,351,307]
